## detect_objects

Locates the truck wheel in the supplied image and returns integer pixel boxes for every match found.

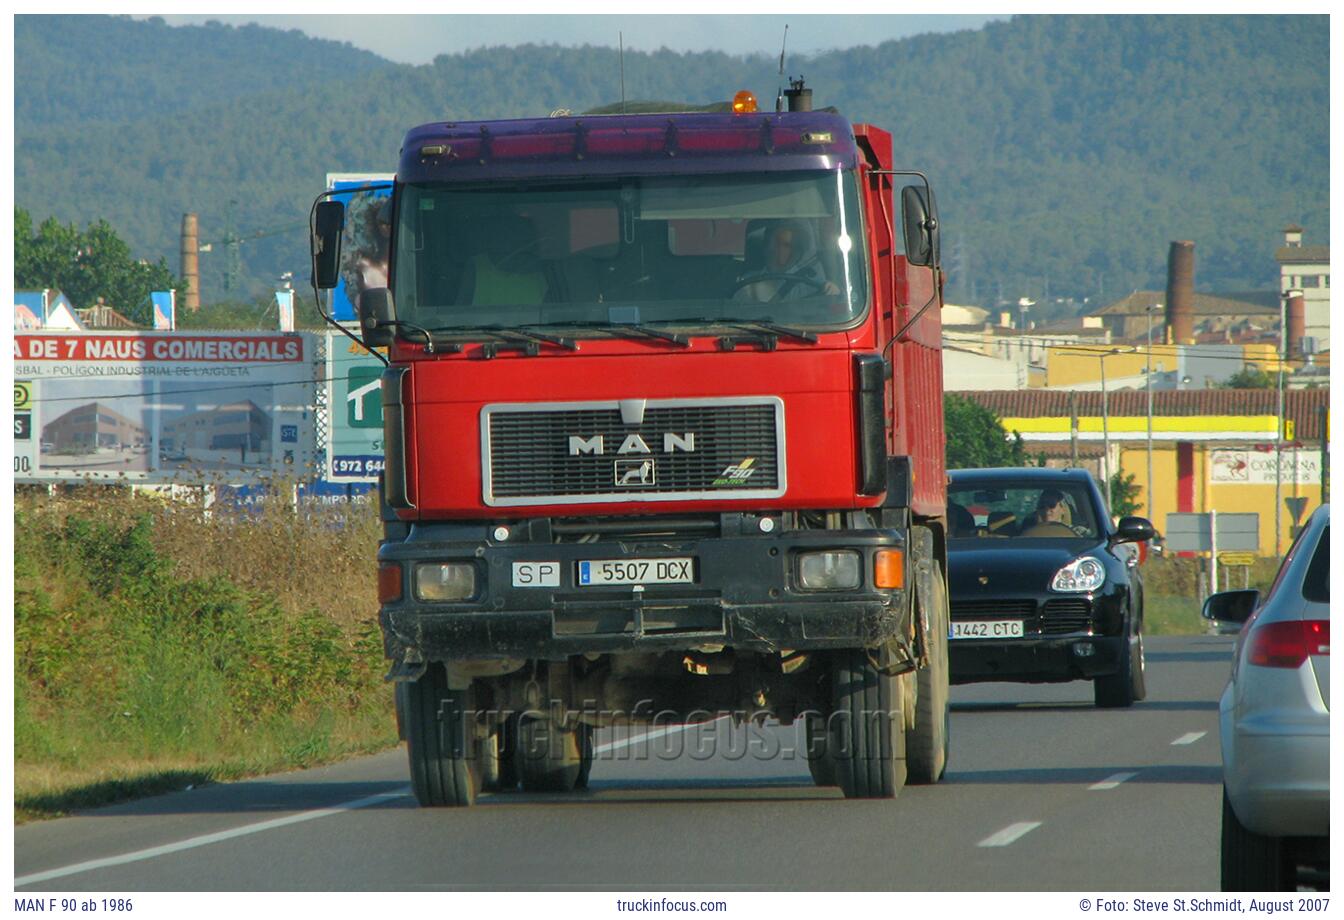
[479,724,503,792]
[909,561,950,784]
[496,713,520,792]
[575,722,595,789]
[1095,616,1141,709]
[518,714,583,793]
[804,712,837,787]
[404,664,478,807]
[1221,787,1287,890]
[394,681,408,742]
[829,649,906,799]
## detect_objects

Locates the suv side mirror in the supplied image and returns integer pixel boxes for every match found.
[1201,589,1260,625]
[312,200,345,289]
[1112,515,1156,545]
[358,287,396,348]
[901,185,939,268]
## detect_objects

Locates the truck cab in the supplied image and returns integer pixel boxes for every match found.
[312,87,950,806]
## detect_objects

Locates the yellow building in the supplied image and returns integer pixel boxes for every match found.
[959,388,1329,557]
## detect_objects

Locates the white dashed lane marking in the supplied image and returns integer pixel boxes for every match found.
[15,789,410,887]
[1171,731,1207,746]
[978,821,1043,847]
[1089,772,1138,790]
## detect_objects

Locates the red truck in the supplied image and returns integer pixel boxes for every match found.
[311,82,950,806]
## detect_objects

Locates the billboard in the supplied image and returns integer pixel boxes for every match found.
[324,330,386,483]
[325,173,394,323]
[1211,448,1322,485]
[13,332,318,483]
[151,291,176,330]
[15,291,47,329]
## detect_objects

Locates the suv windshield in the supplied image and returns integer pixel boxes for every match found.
[948,481,1101,540]
[389,170,868,332]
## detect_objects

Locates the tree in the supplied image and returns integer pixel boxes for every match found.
[1108,470,1144,517]
[14,206,183,324]
[944,394,1027,470]
[1217,367,1276,389]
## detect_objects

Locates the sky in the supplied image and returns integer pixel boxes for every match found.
[149,14,1007,65]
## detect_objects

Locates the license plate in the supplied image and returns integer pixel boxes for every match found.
[578,558,694,586]
[951,619,1025,640]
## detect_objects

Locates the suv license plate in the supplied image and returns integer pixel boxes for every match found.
[578,558,694,586]
[951,620,1025,640]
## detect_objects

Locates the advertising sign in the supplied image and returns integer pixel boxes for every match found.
[13,332,317,483]
[15,291,47,329]
[324,331,385,482]
[325,173,394,322]
[1211,448,1321,485]
[151,291,175,331]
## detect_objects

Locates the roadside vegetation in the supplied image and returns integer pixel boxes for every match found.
[13,484,395,822]
[1140,554,1282,635]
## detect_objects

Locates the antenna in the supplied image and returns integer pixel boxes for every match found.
[619,32,626,115]
[775,23,789,112]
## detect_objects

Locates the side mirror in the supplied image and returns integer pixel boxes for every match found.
[358,287,396,348]
[1112,516,1157,545]
[901,184,939,268]
[1201,589,1260,625]
[312,200,345,289]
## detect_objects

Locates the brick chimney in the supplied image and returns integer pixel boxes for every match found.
[1165,241,1195,345]
[1285,290,1306,360]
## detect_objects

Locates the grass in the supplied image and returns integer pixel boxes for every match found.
[13,483,398,822]
[1140,553,1281,636]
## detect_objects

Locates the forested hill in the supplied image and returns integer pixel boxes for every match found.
[14,15,1328,311]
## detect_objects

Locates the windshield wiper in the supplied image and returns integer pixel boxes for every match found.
[518,320,690,347]
[645,317,820,346]
[426,325,579,358]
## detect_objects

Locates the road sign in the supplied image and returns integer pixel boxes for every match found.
[1165,512,1260,552]
[1218,551,1255,567]
[346,367,383,428]
[1284,496,1308,524]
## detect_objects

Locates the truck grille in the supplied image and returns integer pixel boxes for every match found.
[482,397,785,506]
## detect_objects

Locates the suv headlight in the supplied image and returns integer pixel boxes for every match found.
[1051,556,1105,593]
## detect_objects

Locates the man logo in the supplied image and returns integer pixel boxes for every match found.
[614,459,655,487]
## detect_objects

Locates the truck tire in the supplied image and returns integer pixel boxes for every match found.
[394,681,408,742]
[1095,615,1143,708]
[404,664,479,807]
[804,712,837,787]
[908,560,950,784]
[829,649,906,799]
[518,714,583,793]
[1221,787,1287,890]
[496,713,521,792]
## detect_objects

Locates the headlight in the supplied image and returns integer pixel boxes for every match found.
[797,551,862,590]
[1051,556,1106,593]
[415,562,477,601]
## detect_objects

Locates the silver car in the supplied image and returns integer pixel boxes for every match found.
[1203,504,1330,891]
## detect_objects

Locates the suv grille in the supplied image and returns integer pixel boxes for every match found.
[483,398,785,506]
[1041,598,1094,635]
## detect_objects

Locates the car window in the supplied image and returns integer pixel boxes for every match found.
[1302,525,1329,604]
[947,482,1099,539]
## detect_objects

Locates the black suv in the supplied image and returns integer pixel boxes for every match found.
[946,467,1155,708]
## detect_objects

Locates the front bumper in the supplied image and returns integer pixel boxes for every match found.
[950,634,1125,684]
[378,520,908,661]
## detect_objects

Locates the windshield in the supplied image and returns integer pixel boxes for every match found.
[948,481,1101,541]
[390,170,869,332]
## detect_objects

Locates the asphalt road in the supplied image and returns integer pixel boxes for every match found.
[14,635,1234,891]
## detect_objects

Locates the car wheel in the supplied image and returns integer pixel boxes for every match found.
[1129,624,1147,702]
[909,560,950,784]
[1094,617,1139,709]
[518,713,583,793]
[829,649,907,799]
[575,722,595,789]
[1222,787,1288,890]
[404,664,479,807]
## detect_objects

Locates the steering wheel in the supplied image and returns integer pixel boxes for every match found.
[732,273,827,302]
